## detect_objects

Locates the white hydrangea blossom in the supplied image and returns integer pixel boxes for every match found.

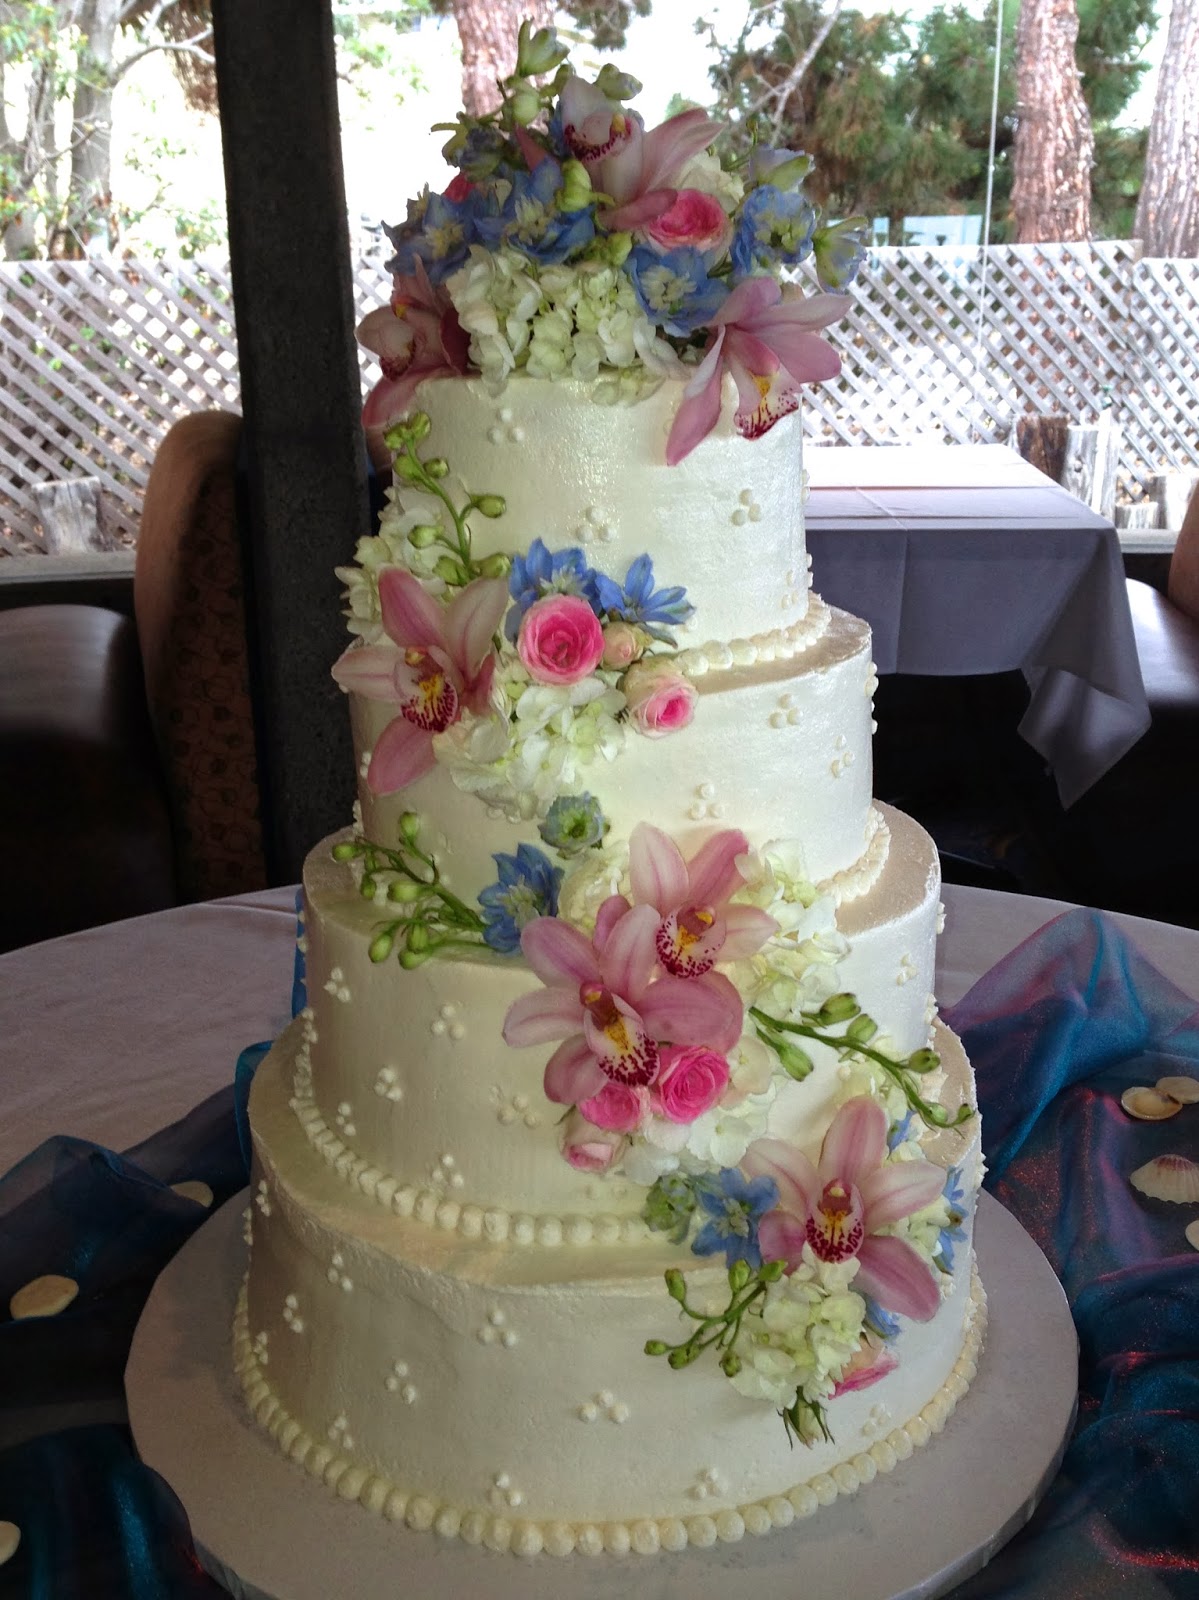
[557,840,632,931]
[675,147,746,213]
[730,1250,867,1409]
[446,245,542,386]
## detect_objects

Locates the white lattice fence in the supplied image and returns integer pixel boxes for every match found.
[4,242,1199,551]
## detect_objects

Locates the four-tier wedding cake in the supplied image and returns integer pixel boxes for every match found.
[234,26,984,1558]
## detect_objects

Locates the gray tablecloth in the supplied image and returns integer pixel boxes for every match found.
[806,446,1152,806]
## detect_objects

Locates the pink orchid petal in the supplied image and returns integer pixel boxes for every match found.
[741,1137,818,1219]
[513,125,550,170]
[330,641,402,701]
[638,107,726,194]
[602,189,676,231]
[598,902,662,1000]
[361,366,429,431]
[594,894,633,949]
[718,904,780,960]
[819,1096,888,1188]
[629,822,689,912]
[582,991,659,1086]
[502,987,584,1048]
[441,577,509,680]
[665,330,726,466]
[855,1235,941,1322]
[757,287,853,333]
[520,916,600,986]
[685,828,751,907]
[462,653,496,715]
[378,568,447,651]
[753,326,843,386]
[544,1035,606,1104]
[596,115,645,204]
[860,1160,948,1230]
[365,715,435,794]
[637,970,742,1053]
[711,274,781,328]
[357,304,415,362]
[757,1210,808,1272]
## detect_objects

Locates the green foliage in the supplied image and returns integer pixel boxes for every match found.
[703,0,1156,241]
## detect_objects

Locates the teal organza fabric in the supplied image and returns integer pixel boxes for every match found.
[1,908,1196,1595]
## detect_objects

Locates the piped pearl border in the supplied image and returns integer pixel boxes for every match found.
[288,1043,652,1249]
[820,807,890,907]
[233,1266,986,1558]
[675,594,831,678]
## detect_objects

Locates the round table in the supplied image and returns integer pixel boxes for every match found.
[4,883,1197,1176]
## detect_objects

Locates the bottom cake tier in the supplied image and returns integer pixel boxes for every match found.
[238,1037,986,1556]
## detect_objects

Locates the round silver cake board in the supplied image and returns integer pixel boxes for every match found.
[127,1191,1076,1600]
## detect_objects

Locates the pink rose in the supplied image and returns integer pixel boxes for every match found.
[652,1045,730,1123]
[601,621,644,670]
[624,666,697,737]
[579,1081,651,1133]
[518,595,605,686]
[560,1108,628,1172]
[645,189,732,255]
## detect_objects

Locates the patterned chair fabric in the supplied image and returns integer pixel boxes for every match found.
[134,411,268,902]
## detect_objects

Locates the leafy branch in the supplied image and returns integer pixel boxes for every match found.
[332,814,486,967]
[750,996,975,1131]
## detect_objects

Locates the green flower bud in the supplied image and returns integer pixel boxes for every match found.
[594,230,632,267]
[476,552,511,579]
[720,1349,743,1378]
[818,992,861,1024]
[508,81,542,127]
[435,556,464,585]
[424,456,449,479]
[408,411,432,441]
[399,947,431,969]
[392,453,424,484]
[382,422,410,453]
[908,1048,940,1074]
[667,1345,698,1369]
[399,812,422,846]
[728,1258,752,1293]
[472,493,507,518]
[643,1339,668,1357]
[664,1268,686,1302]
[761,1259,785,1282]
[406,924,431,953]
[778,1043,814,1081]
[515,19,569,77]
[759,151,814,191]
[368,930,395,963]
[558,158,593,214]
[846,1015,878,1045]
[408,523,440,549]
[596,63,641,101]
[359,875,377,899]
[387,880,425,903]
[331,840,360,862]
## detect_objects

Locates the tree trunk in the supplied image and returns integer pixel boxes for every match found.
[62,0,121,256]
[450,0,557,117]
[1134,0,1199,256]
[1011,0,1094,242]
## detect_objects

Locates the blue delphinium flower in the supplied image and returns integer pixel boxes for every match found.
[730,185,817,279]
[505,537,603,642]
[478,845,563,954]
[593,553,695,643]
[474,161,595,266]
[886,1109,916,1153]
[624,245,727,337]
[538,793,608,859]
[692,1169,779,1268]
[386,187,480,284]
[863,1297,902,1341]
[935,1166,968,1274]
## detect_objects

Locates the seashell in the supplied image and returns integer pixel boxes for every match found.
[1129,1154,1199,1204]
[1120,1086,1181,1121]
[1156,1075,1199,1105]
[1186,1219,1199,1252]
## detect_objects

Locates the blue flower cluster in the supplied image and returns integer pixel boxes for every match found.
[506,539,694,647]
[594,553,695,642]
[505,538,604,642]
[478,844,563,953]
[730,185,817,279]
[475,162,595,266]
[624,246,726,337]
[691,1169,779,1268]
[935,1166,969,1274]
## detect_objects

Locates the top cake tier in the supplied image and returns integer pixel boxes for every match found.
[380,373,808,651]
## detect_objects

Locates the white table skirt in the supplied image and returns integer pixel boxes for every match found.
[3,884,1198,1177]
[804,445,1152,807]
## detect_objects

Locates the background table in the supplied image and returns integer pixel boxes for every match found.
[805,444,1151,806]
[4,883,1197,1177]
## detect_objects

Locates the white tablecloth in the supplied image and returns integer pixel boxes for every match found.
[805,444,1151,806]
[3,885,1197,1176]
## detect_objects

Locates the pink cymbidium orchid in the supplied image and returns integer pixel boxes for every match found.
[665,276,852,466]
[742,1097,944,1322]
[558,76,725,234]
[503,901,743,1104]
[357,259,470,435]
[627,822,777,977]
[331,568,508,794]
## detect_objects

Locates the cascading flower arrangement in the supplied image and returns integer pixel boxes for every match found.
[357,20,867,465]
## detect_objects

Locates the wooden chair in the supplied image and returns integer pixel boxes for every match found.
[0,411,268,951]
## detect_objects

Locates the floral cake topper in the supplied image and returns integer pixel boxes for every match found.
[357,21,864,463]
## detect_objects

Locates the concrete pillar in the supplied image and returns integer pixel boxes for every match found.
[212,0,367,881]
